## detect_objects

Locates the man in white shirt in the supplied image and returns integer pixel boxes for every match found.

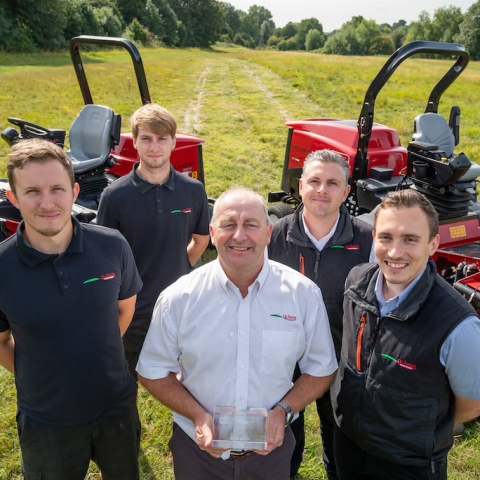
[137,186,338,480]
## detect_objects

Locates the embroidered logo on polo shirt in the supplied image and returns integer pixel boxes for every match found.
[171,208,192,214]
[83,273,116,284]
[381,353,417,370]
[270,314,297,322]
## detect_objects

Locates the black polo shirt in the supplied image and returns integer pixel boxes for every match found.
[97,164,210,335]
[0,218,142,427]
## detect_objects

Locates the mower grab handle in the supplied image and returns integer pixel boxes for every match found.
[69,35,151,106]
[353,41,470,183]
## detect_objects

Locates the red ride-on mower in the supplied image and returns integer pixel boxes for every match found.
[0,35,208,240]
[267,40,480,312]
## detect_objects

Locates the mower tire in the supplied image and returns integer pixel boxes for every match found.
[268,203,295,223]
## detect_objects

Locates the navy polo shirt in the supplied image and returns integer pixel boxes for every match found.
[0,218,142,427]
[97,164,210,332]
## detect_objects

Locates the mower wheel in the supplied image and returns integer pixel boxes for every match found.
[268,203,295,223]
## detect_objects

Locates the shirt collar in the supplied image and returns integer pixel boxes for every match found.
[131,162,176,193]
[302,211,340,251]
[214,257,270,297]
[375,265,427,317]
[16,216,83,267]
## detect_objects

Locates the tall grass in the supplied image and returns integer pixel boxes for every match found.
[0,44,480,479]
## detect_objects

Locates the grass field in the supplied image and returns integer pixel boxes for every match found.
[1,43,480,478]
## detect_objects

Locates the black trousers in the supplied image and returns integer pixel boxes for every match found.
[333,424,448,480]
[17,397,140,480]
[290,390,338,480]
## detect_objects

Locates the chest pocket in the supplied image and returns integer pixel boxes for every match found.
[261,331,299,379]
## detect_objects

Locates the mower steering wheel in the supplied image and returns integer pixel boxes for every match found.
[7,117,55,141]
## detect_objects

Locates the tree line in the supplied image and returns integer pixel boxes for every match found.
[2,0,480,59]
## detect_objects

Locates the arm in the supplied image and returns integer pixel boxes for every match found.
[255,372,337,455]
[187,234,210,267]
[139,372,227,458]
[455,395,480,423]
[0,330,15,373]
[282,371,336,413]
[118,295,137,336]
[441,317,480,424]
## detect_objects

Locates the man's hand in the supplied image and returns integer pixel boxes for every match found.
[253,406,285,456]
[194,411,229,458]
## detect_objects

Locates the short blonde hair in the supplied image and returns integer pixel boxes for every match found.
[131,103,176,139]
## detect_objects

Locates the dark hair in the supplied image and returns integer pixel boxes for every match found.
[374,189,439,240]
[7,139,75,194]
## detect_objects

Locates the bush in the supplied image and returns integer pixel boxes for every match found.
[305,29,325,51]
[277,38,298,51]
[124,18,149,46]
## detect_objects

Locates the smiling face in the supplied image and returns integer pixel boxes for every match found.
[373,205,439,300]
[210,190,272,287]
[7,158,79,250]
[299,160,350,224]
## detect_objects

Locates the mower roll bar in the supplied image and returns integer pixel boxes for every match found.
[352,40,470,184]
[70,35,151,106]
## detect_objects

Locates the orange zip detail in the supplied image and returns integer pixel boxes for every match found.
[356,314,366,371]
[299,254,305,275]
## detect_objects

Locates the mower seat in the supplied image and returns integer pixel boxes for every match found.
[412,113,455,158]
[66,104,116,174]
[412,112,480,182]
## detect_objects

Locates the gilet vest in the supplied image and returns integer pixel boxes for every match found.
[332,260,476,466]
[268,203,373,357]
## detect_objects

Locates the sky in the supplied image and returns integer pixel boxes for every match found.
[225,0,474,32]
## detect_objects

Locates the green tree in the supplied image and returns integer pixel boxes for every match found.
[357,18,384,54]
[323,16,385,56]
[277,38,298,51]
[95,6,123,37]
[0,2,36,52]
[142,0,166,41]
[454,0,480,60]
[281,21,298,40]
[391,24,408,49]
[430,6,464,43]
[116,0,145,25]
[64,0,102,40]
[153,0,180,46]
[323,26,361,55]
[405,10,432,42]
[168,0,225,47]
[2,0,68,50]
[305,28,324,51]
[259,19,275,45]
[220,2,243,39]
[242,5,274,46]
[369,34,395,55]
[267,35,281,47]
[124,17,149,45]
[233,32,255,48]
[296,18,324,51]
